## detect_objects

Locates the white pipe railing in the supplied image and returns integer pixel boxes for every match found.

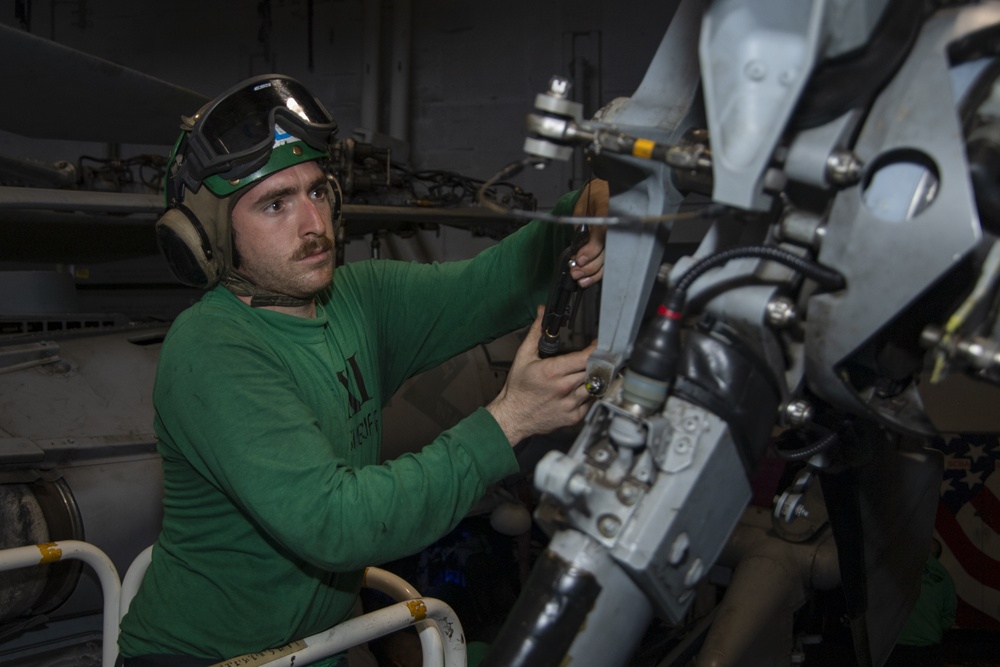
[209,596,467,667]
[364,566,447,667]
[119,544,153,622]
[0,542,467,667]
[0,540,121,667]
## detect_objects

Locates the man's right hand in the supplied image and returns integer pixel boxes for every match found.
[487,306,596,446]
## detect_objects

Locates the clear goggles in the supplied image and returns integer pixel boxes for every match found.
[175,74,338,193]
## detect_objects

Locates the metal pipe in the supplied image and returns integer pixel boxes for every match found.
[0,153,76,188]
[389,0,412,142]
[119,545,153,622]
[249,597,467,667]
[364,566,445,667]
[694,508,841,667]
[360,0,381,133]
[0,186,161,213]
[0,540,121,667]
[113,556,458,667]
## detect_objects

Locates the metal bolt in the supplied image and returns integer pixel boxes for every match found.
[548,76,571,98]
[793,505,810,519]
[585,375,605,396]
[685,558,704,587]
[567,473,591,498]
[617,482,640,506]
[669,533,690,565]
[597,514,622,538]
[766,297,797,329]
[783,400,814,427]
[592,447,612,464]
[826,150,863,186]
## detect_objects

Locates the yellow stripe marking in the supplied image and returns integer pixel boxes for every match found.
[406,599,427,621]
[633,138,655,159]
[38,542,62,563]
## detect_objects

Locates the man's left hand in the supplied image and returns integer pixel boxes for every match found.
[569,179,608,288]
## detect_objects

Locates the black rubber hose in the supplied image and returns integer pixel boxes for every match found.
[673,245,846,295]
[775,430,840,462]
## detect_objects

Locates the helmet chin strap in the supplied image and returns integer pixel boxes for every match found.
[221,270,313,308]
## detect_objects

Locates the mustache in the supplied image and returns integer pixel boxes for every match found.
[291,236,334,261]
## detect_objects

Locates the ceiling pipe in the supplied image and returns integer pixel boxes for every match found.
[359,0,381,134]
[389,0,412,144]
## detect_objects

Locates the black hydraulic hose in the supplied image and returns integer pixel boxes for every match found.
[774,430,840,462]
[627,245,845,385]
[673,244,846,295]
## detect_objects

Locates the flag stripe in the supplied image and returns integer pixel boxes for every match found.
[971,485,1000,536]
[941,540,1000,629]
[936,504,1000,591]
[956,596,1000,631]
[924,434,999,629]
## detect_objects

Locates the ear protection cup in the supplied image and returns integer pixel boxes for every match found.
[155,179,235,289]
[155,205,223,289]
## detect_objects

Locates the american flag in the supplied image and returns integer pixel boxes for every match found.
[933,432,1000,630]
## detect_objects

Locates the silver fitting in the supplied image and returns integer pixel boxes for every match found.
[597,514,622,538]
[534,450,591,506]
[684,558,705,588]
[826,150,863,186]
[782,399,814,427]
[547,76,571,98]
[668,532,690,566]
[585,375,605,396]
[766,296,798,329]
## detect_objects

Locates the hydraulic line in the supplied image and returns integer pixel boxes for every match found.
[622,244,846,409]
[673,245,846,295]
[775,430,840,462]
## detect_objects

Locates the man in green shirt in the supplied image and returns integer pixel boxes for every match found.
[116,74,606,667]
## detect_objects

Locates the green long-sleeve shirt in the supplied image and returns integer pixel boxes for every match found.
[118,203,576,664]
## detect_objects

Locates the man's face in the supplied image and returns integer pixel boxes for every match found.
[230,161,335,300]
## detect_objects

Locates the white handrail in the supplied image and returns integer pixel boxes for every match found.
[0,540,121,667]
[209,597,467,667]
[119,544,153,621]
[364,567,446,667]
[0,542,467,667]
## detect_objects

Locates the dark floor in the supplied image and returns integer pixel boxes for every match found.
[799,628,1000,667]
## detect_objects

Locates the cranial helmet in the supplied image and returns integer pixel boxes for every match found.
[156,74,342,293]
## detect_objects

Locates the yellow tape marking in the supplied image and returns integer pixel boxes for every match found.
[632,138,655,159]
[406,599,427,621]
[37,542,62,563]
